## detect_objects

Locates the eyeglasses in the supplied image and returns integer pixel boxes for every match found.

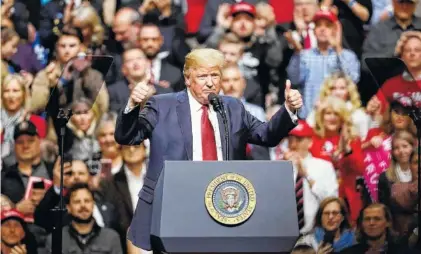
[323,211,341,217]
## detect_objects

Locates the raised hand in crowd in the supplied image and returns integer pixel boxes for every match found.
[15,199,35,216]
[366,96,381,116]
[128,70,154,109]
[254,3,276,37]
[45,62,61,88]
[20,71,34,89]
[216,3,233,30]
[284,30,303,53]
[284,151,307,178]
[63,0,76,25]
[329,21,343,53]
[9,244,27,254]
[317,242,333,254]
[139,0,156,15]
[52,156,74,189]
[153,0,172,17]
[293,6,307,33]
[1,0,14,18]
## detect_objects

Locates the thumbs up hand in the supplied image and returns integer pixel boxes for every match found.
[284,79,303,112]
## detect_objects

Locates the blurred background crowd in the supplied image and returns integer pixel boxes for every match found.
[1,0,421,253]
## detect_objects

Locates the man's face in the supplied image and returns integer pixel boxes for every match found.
[186,66,222,104]
[97,122,120,158]
[122,49,148,80]
[287,136,312,154]
[121,145,146,165]
[1,219,25,246]
[221,67,245,99]
[112,20,140,49]
[314,19,335,44]
[362,207,390,240]
[72,161,90,184]
[393,0,417,21]
[67,189,94,221]
[56,35,81,63]
[30,188,46,207]
[230,13,255,38]
[401,37,421,70]
[294,0,318,23]
[138,26,163,59]
[14,135,40,163]
[218,43,243,66]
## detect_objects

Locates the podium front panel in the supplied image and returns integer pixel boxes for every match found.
[151,161,299,253]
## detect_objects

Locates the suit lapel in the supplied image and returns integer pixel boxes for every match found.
[176,91,193,160]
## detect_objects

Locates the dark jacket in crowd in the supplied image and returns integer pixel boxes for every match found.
[45,223,122,254]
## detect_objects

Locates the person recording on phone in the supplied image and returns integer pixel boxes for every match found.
[294,197,355,253]
[30,25,109,116]
[114,48,303,252]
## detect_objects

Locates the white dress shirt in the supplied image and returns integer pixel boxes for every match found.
[124,164,147,213]
[188,90,223,161]
[293,155,338,234]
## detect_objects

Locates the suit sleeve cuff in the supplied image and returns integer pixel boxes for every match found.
[285,105,298,124]
[124,103,138,114]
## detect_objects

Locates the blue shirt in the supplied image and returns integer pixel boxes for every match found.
[287,47,360,117]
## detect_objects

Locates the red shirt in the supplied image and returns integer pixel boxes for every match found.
[376,74,421,110]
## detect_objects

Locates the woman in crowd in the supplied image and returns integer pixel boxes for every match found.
[70,2,106,55]
[363,100,417,150]
[0,74,47,159]
[47,97,100,163]
[95,112,123,175]
[307,72,371,140]
[311,96,365,223]
[378,130,418,237]
[295,197,355,253]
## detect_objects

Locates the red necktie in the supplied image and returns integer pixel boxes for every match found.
[303,28,311,49]
[201,105,218,160]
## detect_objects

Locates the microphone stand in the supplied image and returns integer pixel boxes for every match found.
[408,106,421,247]
[220,103,230,160]
[51,108,72,254]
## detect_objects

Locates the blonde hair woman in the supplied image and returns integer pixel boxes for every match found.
[71,2,105,54]
[310,96,365,224]
[307,72,371,139]
[1,74,47,158]
[378,130,418,237]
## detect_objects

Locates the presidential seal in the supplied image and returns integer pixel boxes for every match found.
[205,173,256,225]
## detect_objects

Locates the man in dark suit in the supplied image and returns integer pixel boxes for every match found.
[138,23,184,92]
[107,47,173,113]
[114,48,303,252]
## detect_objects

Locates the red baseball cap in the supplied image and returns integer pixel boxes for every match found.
[1,209,25,223]
[230,2,256,17]
[289,120,314,138]
[313,9,338,23]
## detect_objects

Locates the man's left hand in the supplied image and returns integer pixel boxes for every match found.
[284,79,303,111]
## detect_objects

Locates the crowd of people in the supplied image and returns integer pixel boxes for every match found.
[1,0,421,253]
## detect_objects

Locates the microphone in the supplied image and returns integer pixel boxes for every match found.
[207,93,230,160]
[208,93,223,114]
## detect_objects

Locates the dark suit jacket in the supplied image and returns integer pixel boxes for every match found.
[159,59,184,91]
[114,89,297,250]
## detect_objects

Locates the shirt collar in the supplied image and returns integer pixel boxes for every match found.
[124,163,146,179]
[187,89,203,112]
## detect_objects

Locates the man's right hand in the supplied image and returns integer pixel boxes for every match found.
[128,72,155,109]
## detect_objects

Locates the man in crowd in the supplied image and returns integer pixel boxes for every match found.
[137,23,184,92]
[45,183,122,253]
[108,47,173,113]
[1,209,38,254]
[1,120,52,214]
[30,26,108,116]
[112,7,142,51]
[287,9,360,117]
[340,203,410,253]
[283,120,338,234]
